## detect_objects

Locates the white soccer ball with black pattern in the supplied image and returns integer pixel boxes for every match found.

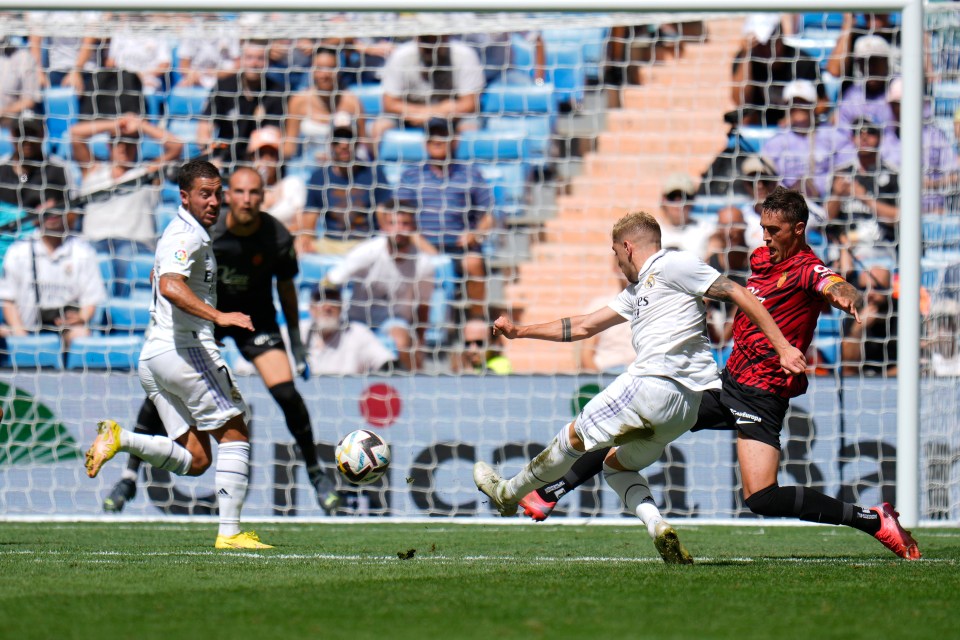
[335,429,391,485]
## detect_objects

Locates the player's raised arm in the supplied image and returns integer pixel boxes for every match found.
[820,277,863,324]
[158,273,254,331]
[493,306,625,342]
[704,275,806,375]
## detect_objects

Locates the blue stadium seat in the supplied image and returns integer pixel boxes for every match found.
[482,81,555,116]
[98,255,115,299]
[6,334,63,370]
[744,126,781,154]
[167,86,209,118]
[155,202,179,233]
[544,44,584,106]
[455,128,525,162]
[298,254,343,294]
[114,254,155,295]
[65,335,142,371]
[102,297,151,334]
[43,87,80,152]
[923,215,960,250]
[485,115,551,162]
[800,13,845,32]
[478,163,526,208]
[0,128,11,157]
[425,255,457,347]
[813,309,843,365]
[381,162,403,186]
[353,83,384,117]
[542,27,607,81]
[379,129,426,162]
[934,82,960,118]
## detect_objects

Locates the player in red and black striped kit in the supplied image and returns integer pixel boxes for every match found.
[517,187,920,561]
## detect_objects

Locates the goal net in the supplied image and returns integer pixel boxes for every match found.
[0,6,956,522]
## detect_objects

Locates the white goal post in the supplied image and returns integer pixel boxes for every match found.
[0,0,938,526]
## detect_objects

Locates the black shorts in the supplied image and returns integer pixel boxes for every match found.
[215,325,286,362]
[690,370,790,450]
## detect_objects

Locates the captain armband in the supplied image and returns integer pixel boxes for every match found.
[817,275,847,294]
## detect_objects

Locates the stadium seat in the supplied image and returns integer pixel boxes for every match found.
[113,254,155,296]
[934,81,960,118]
[542,27,607,81]
[478,163,526,208]
[425,255,457,347]
[379,129,426,162]
[544,43,585,106]
[800,12,845,33]
[102,297,152,334]
[167,86,209,118]
[743,126,781,154]
[923,215,960,250]
[6,334,63,370]
[43,86,79,142]
[352,83,384,117]
[98,255,115,299]
[155,202,179,233]
[455,128,525,162]
[813,309,843,365]
[0,128,11,157]
[482,81,555,116]
[485,115,551,162]
[65,335,143,371]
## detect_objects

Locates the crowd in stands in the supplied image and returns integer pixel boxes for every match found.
[0,10,958,376]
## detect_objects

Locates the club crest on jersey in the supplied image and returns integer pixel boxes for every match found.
[777,271,789,288]
[173,249,188,265]
[644,274,656,289]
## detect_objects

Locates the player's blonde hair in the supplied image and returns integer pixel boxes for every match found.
[612,211,662,246]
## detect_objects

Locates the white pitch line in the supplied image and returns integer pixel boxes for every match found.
[0,549,953,565]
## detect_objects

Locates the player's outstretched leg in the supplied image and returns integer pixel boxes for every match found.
[603,461,693,564]
[518,448,609,521]
[86,419,193,479]
[871,503,921,560]
[475,422,585,517]
[103,399,166,512]
[268,381,341,515]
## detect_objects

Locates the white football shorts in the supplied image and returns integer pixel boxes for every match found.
[574,373,703,471]
[139,345,248,439]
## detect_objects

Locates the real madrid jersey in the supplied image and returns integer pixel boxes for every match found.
[140,207,218,359]
[608,249,722,391]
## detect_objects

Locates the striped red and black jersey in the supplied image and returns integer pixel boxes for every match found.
[726,246,843,398]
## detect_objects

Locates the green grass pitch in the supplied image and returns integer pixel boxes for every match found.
[1,521,958,640]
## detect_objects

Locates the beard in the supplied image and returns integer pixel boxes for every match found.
[312,315,343,333]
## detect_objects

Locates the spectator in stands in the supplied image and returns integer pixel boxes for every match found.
[243,126,307,235]
[105,28,172,94]
[197,39,286,167]
[835,36,896,135]
[0,207,106,349]
[656,172,712,258]
[452,318,512,375]
[0,117,72,213]
[0,37,41,118]
[925,298,960,377]
[827,13,900,93]
[27,11,98,91]
[826,118,899,287]
[763,79,857,201]
[731,14,825,126]
[324,199,435,372]
[704,157,781,350]
[303,282,394,375]
[841,267,897,377]
[302,114,392,255]
[266,38,315,93]
[70,114,183,296]
[284,47,364,166]
[460,27,545,87]
[175,24,241,90]
[577,264,633,374]
[316,12,397,87]
[880,78,957,215]
[395,118,493,319]
[370,34,485,147]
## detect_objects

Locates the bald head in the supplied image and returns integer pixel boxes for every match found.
[225,167,265,228]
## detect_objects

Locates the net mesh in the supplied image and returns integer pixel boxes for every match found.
[0,8,956,521]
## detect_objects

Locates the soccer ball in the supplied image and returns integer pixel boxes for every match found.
[335,429,391,485]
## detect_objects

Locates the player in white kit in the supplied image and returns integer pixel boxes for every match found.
[85,159,271,550]
[474,211,805,562]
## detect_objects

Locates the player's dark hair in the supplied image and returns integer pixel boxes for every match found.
[178,159,221,192]
[380,197,418,216]
[760,186,809,226]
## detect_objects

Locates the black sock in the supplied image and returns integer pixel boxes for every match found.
[745,484,881,535]
[269,382,319,469]
[537,447,609,503]
[126,398,166,474]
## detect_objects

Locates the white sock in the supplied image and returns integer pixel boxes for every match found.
[118,430,192,475]
[215,441,250,537]
[602,464,664,539]
[121,467,138,482]
[504,425,583,501]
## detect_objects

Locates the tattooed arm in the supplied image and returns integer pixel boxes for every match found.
[704,275,807,374]
[820,278,863,324]
[492,307,625,342]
